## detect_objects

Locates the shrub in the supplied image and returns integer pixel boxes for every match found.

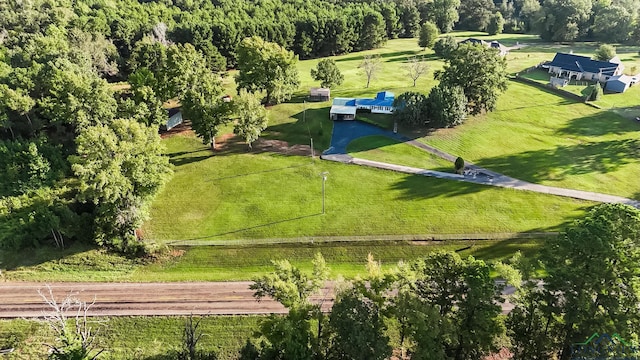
[392,92,428,127]
[454,157,465,174]
[433,36,457,59]
[594,44,616,62]
[590,82,603,101]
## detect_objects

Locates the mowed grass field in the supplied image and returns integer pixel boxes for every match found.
[142,133,590,243]
[347,135,452,171]
[0,239,545,282]
[419,81,640,198]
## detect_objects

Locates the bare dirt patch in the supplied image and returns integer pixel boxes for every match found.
[216,133,312,156]
[160,120,195,139]
[162,122,312,156]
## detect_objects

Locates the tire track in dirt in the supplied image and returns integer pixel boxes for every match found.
[0,282,334,318]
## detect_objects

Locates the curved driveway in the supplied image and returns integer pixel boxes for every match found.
[323,120,640,208]
[323,121,407,155]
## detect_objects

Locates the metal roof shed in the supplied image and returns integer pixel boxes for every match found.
[330,105,357,121]
[606,75,633,93]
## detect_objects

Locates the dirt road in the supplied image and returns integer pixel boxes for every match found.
[0,281,334,318]
[0,281,514,318]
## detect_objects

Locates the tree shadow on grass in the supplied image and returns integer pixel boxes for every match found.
[141,351,218,360]
[476,139,640,184]
[556,111,640,137]
[0,242,99,272]
[207,162,313,181]
[262,107,332,149]
[390,174,488,201]
[384,53,440,63]
[464,238,550,262]
[166,149,208,158]
[334,50,421,63]
[169,154,215,167]
[175,213,323,242]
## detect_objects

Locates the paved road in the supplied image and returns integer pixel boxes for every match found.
[323,121,640,208]
[0,281,514,318]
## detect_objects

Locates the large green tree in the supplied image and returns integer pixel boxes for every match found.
[397,4,420,38]
[327,255,393,360]
[592,5,634,43]
[486,11,505,35]
[310,59,344,89]
[249,253,330,359]
[534,0,592,41]
[457,0,495,30]
[328,287,392,360]
[233,89,269,149]
[393,92,428,127]
[435,43,508,115]
[426,83,467,128]
[508,204,640,359]
[421,0,461,33]
[235,36,300,105]
[70,119,171,252]
[411,252,504,360]
[418,22,439,50]
[433,35,458,59]
[182,75,232,151]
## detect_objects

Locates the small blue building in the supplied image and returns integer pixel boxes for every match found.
[329,91,395,121]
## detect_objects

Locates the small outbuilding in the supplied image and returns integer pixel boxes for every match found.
[162,108,183,131]
[309,87,331,101]
[605,75,635,93]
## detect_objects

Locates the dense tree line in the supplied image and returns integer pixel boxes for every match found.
[458,0,640,42]
[242,203,640,360]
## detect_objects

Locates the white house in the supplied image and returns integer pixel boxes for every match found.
[546,53,624,83]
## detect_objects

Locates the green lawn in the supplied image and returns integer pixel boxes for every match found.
[0,239,545,282]
[0,316,260,359]
[347,135,452,171]
[519,68,594,98]
[419,81,640,199]
[141,133,591,243]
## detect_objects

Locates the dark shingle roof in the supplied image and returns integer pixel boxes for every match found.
[548,53,620,76]
[168,108,181,117]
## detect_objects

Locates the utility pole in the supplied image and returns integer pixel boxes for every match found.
[321,172,329,214]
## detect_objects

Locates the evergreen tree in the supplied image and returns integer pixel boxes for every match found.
[310,59,344,88]
[418,22,439,50]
